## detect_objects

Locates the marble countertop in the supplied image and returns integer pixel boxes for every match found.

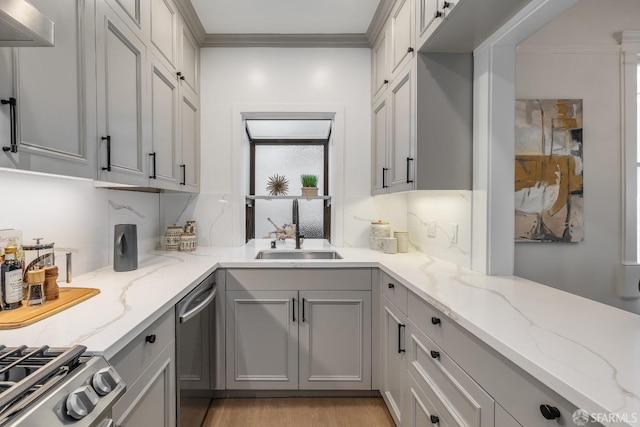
[2,239,638,426]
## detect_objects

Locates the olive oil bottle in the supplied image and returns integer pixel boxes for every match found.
[2,249,23,310]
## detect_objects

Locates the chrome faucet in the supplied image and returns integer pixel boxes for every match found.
[292,199,303,249]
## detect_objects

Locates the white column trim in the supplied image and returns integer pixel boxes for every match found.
[620,31,640,265]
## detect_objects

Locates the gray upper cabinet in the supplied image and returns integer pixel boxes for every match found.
[179,86,199,191]
[150,0,178,71]
[371,1,472,195]
[0,0,96,179]
[179,23,199,97]
[390,0,415,81]
[96,0,148,185]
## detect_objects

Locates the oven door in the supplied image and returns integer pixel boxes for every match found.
[176,274,216,426]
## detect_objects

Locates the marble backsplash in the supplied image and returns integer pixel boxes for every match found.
[0,169,160,277]
[158,190,472,269]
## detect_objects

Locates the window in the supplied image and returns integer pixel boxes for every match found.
[245,120,331,242]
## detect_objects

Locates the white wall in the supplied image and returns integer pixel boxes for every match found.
[513,0,640,314]
[163,47,375,246]
[0,168,160,278]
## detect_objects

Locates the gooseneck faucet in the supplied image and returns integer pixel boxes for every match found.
[292,199,302,249]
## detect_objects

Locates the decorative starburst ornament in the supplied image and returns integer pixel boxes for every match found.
[266,174,289,196]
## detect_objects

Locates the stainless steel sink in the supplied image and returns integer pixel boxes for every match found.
[255,250,343,260]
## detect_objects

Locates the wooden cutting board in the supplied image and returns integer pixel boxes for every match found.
[0,287,100,329]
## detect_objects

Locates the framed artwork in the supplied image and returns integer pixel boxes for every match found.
[515,99,583,242]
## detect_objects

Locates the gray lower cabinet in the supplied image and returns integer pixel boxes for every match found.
[382,299,408,426]
[225,268,373,391]
[226,289,299,390]
[110,309,176,427]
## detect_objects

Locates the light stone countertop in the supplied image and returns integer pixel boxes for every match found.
[2,239,638,426]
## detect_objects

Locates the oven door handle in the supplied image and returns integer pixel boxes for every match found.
[179,285,216,324]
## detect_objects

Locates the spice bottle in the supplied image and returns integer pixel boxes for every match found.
[26,268,45,306]
[2,251,23,310]
[43,265,59,300]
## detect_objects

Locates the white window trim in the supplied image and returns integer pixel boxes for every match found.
[620,31,640,265]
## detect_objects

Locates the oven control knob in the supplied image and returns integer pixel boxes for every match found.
[92,366,123,396]
[66,385,100,420]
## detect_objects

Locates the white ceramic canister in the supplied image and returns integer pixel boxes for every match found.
[179,233,197,252]
[394,231,409,253]
[164,225,183,251]
[369,220,391,251]
[383,237,398,254]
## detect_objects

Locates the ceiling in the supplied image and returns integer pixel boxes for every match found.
[190,0,382,35]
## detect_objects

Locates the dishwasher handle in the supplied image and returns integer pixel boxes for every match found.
[179,284,217,324]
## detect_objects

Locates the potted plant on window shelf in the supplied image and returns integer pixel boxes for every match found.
[301,174,318,197]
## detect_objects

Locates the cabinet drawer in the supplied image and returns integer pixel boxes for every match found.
[110,309,175,387]
[113,339,176,425]
[407,373,459,427]
[382,273,408,314]
[226,268,372,291]
[408,290,454,351]
[408,322,494,427]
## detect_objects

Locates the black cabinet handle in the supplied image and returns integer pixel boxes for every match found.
[145,334,156,344]
[292,298,296,322]
[180,164,186,185]
[434,10,443,18]
[101,136,111,171]
[397,323,405,353]
[431,317,441,326]
[149,152,157,179]
[388,283,395,289]
[540,404,561,420]
[1,97,17,153]
[430,350,440,360]
[176,71,185,81]
[383,79,389,84]
[302,298,306,322]
[442,1,451,8]
[382,167,388,188]
[430,415,440,424]
[406,157,414,183]
[407,47,414,53]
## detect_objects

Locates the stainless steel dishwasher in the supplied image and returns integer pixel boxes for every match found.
[176,273,217,427]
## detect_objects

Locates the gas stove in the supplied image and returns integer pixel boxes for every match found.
[0,345,125,427]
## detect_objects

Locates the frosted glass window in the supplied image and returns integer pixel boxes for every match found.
[255,199,324,239]
[255,145,324,196]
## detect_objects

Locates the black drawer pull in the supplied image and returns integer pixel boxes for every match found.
[430,415,440,424]
[430,350,440,360]
[431,317,441,325]
[388,283,395,289]
[101,135,111,171]
[145,334,156,344]
[1,97,17,153]
[540,404,561,420]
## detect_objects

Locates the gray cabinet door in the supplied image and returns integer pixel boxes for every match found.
[372,26,389,102]
[179,85,199,191]
[179,22,199,97]
[390,0,414,79]
[226,290,298,389]
[298,290,372,390]
[1,0,94,178]
[372,95,389,195]
[389,62,415,192]
[150,0,178,70]
[114,342,176,427]
[495,404,523,427]
[149,58,178,188]
[382,300,408,426]
[96,0,148,185]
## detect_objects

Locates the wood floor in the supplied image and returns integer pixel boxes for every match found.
[182,397,396,427]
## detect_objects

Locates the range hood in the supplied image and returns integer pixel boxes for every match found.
[0,0,54,47]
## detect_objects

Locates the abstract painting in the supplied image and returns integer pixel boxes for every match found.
[515,99,583,242]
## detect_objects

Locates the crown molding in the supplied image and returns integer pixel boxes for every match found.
[367,0,395,45]
[174,0,206,43]
[202,33,369,48]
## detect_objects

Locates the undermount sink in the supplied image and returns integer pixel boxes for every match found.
[255,250,343,260]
